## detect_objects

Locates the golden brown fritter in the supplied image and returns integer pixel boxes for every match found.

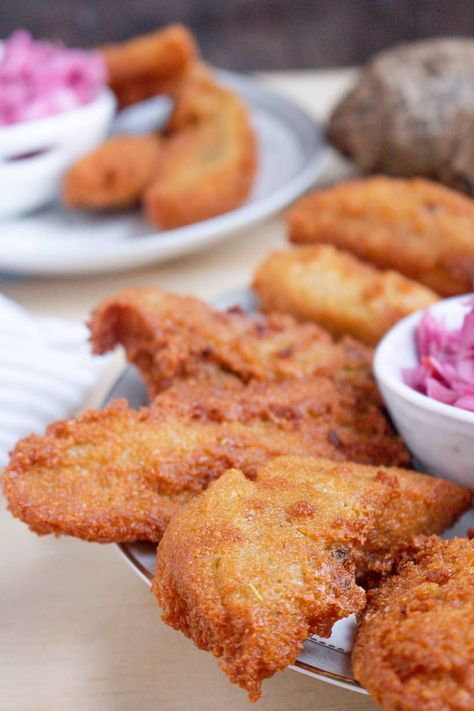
[88,288,412,468]
[101,24,198,109]
[253,245,438,346]
[287,176,474,296]
[353,536,474,710]
[63,134,162,209]
[356,470,471,585]
[144,71,257,228]
[2,375,416,543]
[88,286,374,397]
[153,456,395,701]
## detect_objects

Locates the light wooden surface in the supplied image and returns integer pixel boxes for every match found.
[0,69,378,711]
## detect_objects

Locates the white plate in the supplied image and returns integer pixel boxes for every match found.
[104,288,474,694]
[0,71,328,276]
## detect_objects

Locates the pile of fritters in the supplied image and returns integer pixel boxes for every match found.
[63,25,257,228]
[154,457,471,702]
[253,175,474,348]
[2,286,473,708]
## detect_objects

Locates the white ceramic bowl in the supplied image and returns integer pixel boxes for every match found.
[374,294,474,489]
[0,88,116,219]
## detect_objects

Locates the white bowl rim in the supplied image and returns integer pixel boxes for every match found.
[0,86,115,137]
[374,293,474,425]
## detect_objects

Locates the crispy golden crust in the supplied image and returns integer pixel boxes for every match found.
[88,287,371,395]
[88,288,412,465]
[144,71,257,228]
[358,472,471,585]
[101,24,198,108]
[253,245,438,346]
[353,536,474,710]
[287,176,474,296]
[2,374,417,543]
[63,135,162,209]
[153,456,393,700]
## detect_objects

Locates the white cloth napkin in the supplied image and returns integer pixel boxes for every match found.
[0,294,107,467]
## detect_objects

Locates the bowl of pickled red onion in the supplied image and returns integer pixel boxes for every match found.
[374,295,474,489]
[0,31,115,219]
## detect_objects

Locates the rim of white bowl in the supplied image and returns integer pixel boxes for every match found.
[373,294,474,425]
[0,87,116,157]
[0,86,115,134]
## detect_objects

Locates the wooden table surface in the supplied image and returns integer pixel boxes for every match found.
[0,68,378,711]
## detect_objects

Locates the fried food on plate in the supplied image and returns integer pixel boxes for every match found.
[89,287,376,397]
[2,373,415,543]
[253,245,438,345]
[353,536,474,710]
[63,134,162,209]
[287,176,474,296]
[153,456,394,701]
[101,24,198,108]
[144,71,257,228]
[357,469,471,585]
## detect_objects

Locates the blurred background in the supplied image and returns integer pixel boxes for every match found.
[1,0,474,70]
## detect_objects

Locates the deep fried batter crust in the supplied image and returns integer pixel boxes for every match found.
[357,471,471,585]
[253,245,438,345]
[88,287,374,396]
[101,25,198,108]
[144,71,257,228]
[287,176,474,296]
[88,288,411,467]
[63,135,162,209]
[353,536,474,710]
[153,456,394,700]
[2,375,417,543]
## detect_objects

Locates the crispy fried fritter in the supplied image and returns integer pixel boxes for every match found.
[353,536,474,710]
[163,62,220,131]
[88,288,412,466]
[287,176,474,296]
[101,24,198,108]
[356,469,471,585]
[63,135,162,209]
[143,71,257,228]
[153,456,394,701]
[88,287,374,397]
[253,245,438,346]
[2,375,415,543]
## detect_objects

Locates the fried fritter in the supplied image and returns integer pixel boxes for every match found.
[356,469,471,585]
[143,71,257,228]
[101,24,198,109]
[353,536,474,710]
[88,286,374,397]
[153,456,394,701]
[63,134,162,209]
[253,245,438,345]
[2,375,414,543]
[287,176,474,296]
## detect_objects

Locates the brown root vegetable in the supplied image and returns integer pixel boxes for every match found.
[328,38,474,194]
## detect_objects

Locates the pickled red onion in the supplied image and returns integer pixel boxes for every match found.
[0,30,107,126]
[403,299,474,411]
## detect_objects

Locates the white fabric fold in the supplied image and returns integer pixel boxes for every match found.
[0,294,107,466]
